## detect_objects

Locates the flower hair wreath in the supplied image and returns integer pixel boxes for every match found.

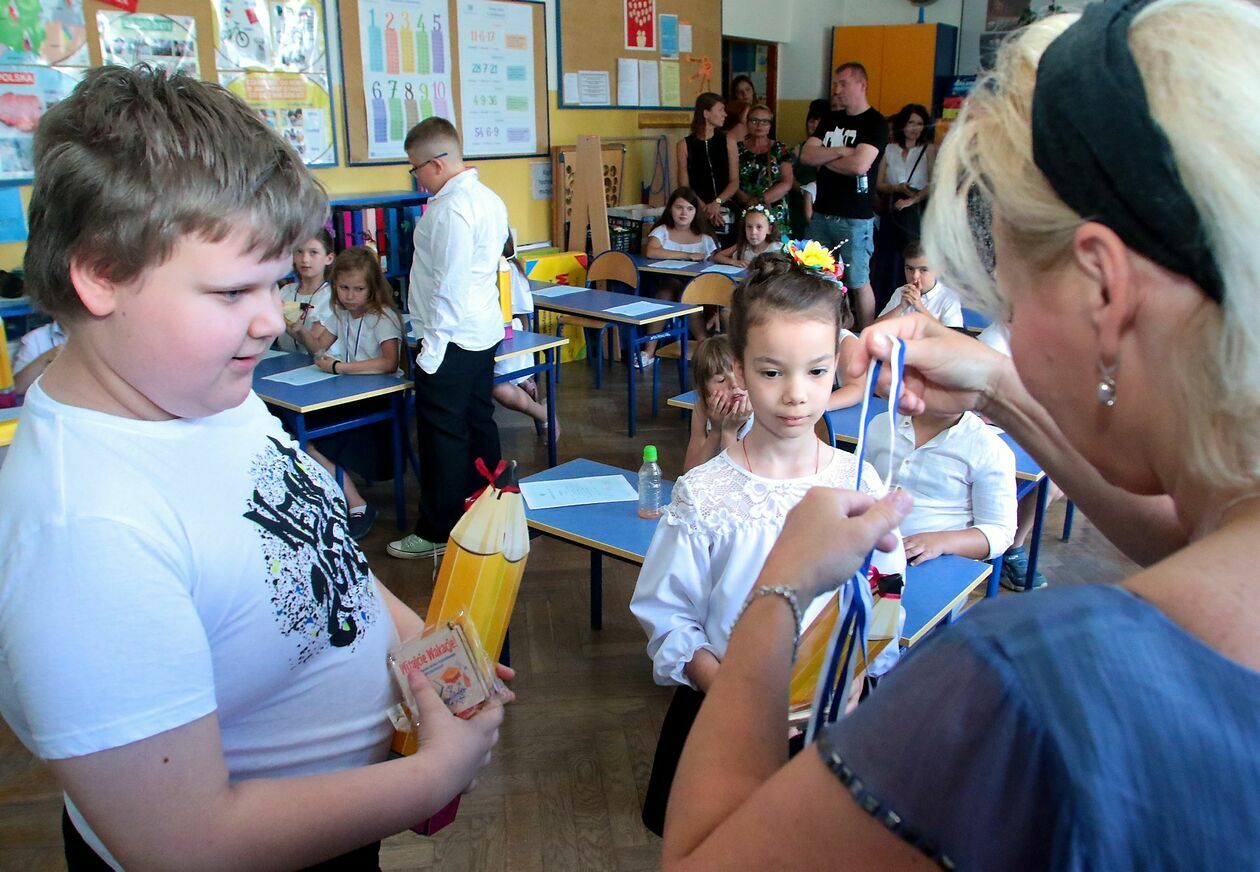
[785,238,846,287]
[744,203,773,218]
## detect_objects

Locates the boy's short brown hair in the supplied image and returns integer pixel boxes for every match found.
[403,116,462,157]
[26,65,327,322]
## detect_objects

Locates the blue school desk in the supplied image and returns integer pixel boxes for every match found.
[495,331,568,468]
[668,390,1050,597]
[630,254,748,281]
[529,282,702,437]
[962,307,991,335]
[253,352,411,529]
[521,457,991,643]
[0,297,32,321]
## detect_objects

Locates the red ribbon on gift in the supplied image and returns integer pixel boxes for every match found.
[463,458,520,512]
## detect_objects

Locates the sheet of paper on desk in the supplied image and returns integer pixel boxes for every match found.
[520,475,639,510]
[647,260,696,270]
[701,264,746,275]
[260,349,289,360]
[262,365,338,386]
[530,286,583,298]
[604,301,671,317]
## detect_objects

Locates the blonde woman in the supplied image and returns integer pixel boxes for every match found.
[659,1,1260,868]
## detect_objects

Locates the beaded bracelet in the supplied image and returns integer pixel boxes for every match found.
[735,585,803,664]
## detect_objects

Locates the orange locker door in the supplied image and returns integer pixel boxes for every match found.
[831,25,886,111]
[879,24,940,116]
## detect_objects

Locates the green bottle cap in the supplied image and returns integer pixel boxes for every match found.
[643,445,658,463]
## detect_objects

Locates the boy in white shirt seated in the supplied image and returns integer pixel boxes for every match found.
[876,240,964,328]
[866,406,1017,565]
[11,319,67,394]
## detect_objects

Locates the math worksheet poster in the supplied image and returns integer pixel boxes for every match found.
[359,0,453,160]
[457,0,535,157]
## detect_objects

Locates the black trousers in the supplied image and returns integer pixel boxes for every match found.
[63,808,382,871]
[413,342,501,542]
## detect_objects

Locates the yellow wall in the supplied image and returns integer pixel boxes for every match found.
[0,89,673,272]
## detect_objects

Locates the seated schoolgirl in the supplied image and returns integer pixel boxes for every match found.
[866,405,1017,566]
[492,238,558,439]
[300,246,404,539]
[641,187,719,365]
[276,229,335,354]
[713,204,778,267]
[630,250,905,836]
[683,335,751,473]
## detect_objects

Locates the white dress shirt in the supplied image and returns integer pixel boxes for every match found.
[865,410,1017,560]
[630,449,906,689]
[408,168,509,374]
[13,321,67,376]
[879,280,964,328]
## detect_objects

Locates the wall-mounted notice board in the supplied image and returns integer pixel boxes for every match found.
[82,0,339,168]
[556,0,721,110]
[339,0,548,165]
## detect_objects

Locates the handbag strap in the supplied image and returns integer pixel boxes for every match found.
[904,145,927,190]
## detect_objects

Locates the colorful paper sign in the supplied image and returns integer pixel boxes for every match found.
[97,12,199,78]
[457,0,536,157]
[624,0,655,51]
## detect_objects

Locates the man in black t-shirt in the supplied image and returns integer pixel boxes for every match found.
[801,62,886,328]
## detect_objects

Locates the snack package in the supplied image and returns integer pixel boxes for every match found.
[281,299,303,323]
[386,614,497,756]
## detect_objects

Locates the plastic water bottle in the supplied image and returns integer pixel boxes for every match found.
[638,445,662,520]
[856,172,869,194]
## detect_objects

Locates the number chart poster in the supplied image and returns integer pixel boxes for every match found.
[358,0,452,160]
[457,0,534,157]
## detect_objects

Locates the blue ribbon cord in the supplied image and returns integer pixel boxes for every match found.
[806,337,905,742]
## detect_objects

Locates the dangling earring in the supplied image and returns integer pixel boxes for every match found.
[1097,360,1117,407]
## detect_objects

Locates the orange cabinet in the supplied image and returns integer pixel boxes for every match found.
[831,23,957,119]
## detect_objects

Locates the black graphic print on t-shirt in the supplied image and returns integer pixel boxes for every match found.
[244,436,379,664]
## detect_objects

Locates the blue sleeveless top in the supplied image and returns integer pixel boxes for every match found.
[819,584,1260,869]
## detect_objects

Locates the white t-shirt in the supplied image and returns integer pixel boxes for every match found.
[649,225,719,258]
[326,307,403,370]
[865,410,1017,559]
[630,449,906,689]
[275,280,332,353]
[507,262,533,315]
[879,281,964,328]
[0,385,396,868]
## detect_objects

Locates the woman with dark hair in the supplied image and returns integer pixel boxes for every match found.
[729,74,757,105]
[722,98,750,152]
[676,92,739,227]
[873,103,935,306]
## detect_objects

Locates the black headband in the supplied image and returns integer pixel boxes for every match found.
[1031,0,1224,303]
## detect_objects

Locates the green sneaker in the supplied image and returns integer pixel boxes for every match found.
[386,533,447,560]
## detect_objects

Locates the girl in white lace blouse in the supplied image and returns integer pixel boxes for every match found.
[630,251,906,835]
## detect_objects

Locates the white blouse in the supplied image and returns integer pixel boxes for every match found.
[327,308,403,371]
[880,281,964,328]
[630,448,906,689]
[883,143,931,190]
[649,225,719,258]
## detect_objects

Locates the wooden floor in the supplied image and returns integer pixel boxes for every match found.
[0,356,1137,871]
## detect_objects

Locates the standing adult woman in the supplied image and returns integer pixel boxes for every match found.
[676,92,739,229]
[733,103,794,231]
[873,103,935,306]
[657,0,1260,868]
[729,74,757,106]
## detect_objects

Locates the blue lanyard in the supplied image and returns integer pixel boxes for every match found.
[806,337,905,742]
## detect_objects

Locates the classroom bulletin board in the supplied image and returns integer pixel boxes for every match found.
[337,0,548,165]
[556,0,721,110]
[80,0,338,168]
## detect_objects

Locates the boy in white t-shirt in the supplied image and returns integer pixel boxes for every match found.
[876,240,964,328]
[0,67,510,870]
